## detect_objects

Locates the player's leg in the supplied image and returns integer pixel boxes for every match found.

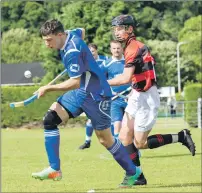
[119,112,147,185]
[139,128,196,156]
[111,99,124,138]
[123,89,152,185]
[134,86,196,156]
[94,127,141,188]
[79,119,93,149]
[110,123,115,136]
[82,95,141,188]
[32,90,83,180]
[113,121,121,138]
[32,102,69,181]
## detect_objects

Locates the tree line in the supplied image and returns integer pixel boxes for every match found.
[1,1,202,90]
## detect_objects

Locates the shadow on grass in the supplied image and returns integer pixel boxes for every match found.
[99,152,201,161]
[94,182,202,192]
[142,182,202,188]
[143,152,201,159]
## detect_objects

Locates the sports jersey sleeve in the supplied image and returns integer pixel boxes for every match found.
[70,28,83,39]
[99,60,108,77]
[64,51,86,78]
[104,55,109,60]
[124,42,139,68]
[99,60,105,71]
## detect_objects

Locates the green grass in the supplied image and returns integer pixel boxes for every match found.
[2,127,201,192]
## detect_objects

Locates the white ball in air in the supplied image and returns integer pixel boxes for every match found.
[24,70,32,79]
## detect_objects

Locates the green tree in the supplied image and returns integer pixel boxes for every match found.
[135,6,160,40]
[1,1,26,31]
[59,1,112,54]
[40,45,64,84]
[88,0,114,54]
[178,15,202,83]
[180,59,199,86]
[2,28,43,64]
[147,40,177,87]
[1,0,201,85]
[22,2,47,34]
[59,1,84,29]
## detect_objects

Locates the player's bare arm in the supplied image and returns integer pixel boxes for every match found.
[37,77,81,98]
[108,66,135,86]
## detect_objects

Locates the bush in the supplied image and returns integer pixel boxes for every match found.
[1,86,87,128]
[175,92,184,101]
[184,83,202,127]
[2,29,43,64]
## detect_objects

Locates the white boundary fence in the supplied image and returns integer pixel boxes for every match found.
[155,99,202,129]
[81,99,202,129]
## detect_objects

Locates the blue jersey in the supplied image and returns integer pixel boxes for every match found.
[102,57,131,93]
[96,55,108,67]
[59,29,112,100]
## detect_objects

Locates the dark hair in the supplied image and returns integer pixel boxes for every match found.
[88,43,98,50]
[40,19,64,36]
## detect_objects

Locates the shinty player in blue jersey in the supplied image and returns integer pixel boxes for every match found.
[102,40,131,137]
[88,43,108,66]
[31,19,141,188]
[79,41,131,150]
[79,43,111,149]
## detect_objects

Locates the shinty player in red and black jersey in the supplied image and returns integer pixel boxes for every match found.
[108,14,196,186]
[124,37,156,92]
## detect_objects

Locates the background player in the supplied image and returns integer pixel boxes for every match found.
[102,40,131,138]
[88,43,109,66]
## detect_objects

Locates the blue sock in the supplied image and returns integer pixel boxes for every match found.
[110,124,114,136]
[114,133,119,138]
[44,128,60,171]
[85,123,94,142]
[107,138,136,176]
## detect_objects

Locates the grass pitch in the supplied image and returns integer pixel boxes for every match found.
[2,126,201,192]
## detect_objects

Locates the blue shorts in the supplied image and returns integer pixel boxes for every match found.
[111,98,127,123]
[57,89,111,130]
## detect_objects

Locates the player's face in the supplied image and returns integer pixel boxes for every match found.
[89,47,98,60]
[110,42,123,58]
[42,33,63,50]
[111,25,133,42]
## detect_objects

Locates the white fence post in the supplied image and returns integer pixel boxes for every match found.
[198,98,202,129]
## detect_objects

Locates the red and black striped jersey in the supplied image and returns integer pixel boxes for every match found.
[124,36,156,92]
